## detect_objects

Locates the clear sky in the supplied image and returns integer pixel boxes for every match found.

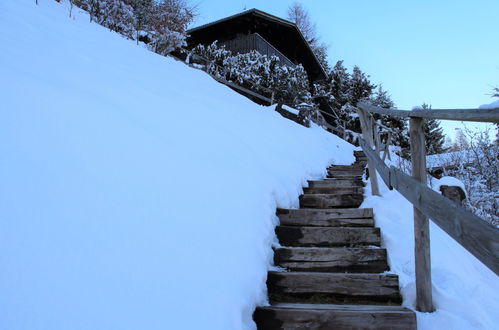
[189,0,498,139]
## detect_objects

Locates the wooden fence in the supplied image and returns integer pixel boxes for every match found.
[356,101,499,313]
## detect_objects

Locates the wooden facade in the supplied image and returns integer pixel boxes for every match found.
[187,9,327,82]
[219,33,295,68]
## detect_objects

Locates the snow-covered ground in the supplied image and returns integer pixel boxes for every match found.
[0,1,355,330]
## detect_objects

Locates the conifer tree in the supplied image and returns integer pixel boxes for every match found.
[421,103,446,154]
[328,60,350,111]
[370,86,409,151]
[287,2,329,72]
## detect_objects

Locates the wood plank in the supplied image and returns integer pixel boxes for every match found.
[328,165,366,170]
[275,226,381,247]
[254,304,416,330]
[299,193,363,208]
[303,186,364,195]
[307,179,365,188]
[357,108,380,196]
[274,247,388,273]
[358,101,499,123]
[327,172,363,178]
[279,216,374,227]
[409,117,434,313]
[267,272,401,304]
[277,208,373,219]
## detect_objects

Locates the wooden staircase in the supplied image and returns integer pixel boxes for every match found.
[253,151,417,329]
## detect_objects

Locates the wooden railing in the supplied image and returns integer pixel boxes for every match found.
[356,101,499,313]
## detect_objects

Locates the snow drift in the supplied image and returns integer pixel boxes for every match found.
[0,1,355,330]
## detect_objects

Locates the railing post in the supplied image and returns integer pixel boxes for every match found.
[409,117,434,313]
[356,108,380,196]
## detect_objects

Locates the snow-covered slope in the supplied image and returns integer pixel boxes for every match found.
[0,1,355,330]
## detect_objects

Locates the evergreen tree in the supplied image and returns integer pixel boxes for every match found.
[421,103,446,154]
[328,60,350,112]
[345,66,375,132]
[348,66,375,106]
[370,86,409,151]
[287,2,329,73]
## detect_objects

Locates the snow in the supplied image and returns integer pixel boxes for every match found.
[282,104,300,115]
[478,99,499,109]
[0,1,355,330]
[412,105,424,110]
[431,176,467,197]
[426,150,473,169]
[362,173,499,329]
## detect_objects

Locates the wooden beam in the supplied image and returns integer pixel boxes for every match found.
[359,136,499,276]
[409,117,434,313]
[390,168,499,276]
[356,108,380,196]
[358,102,499,123]
[211,75,272,104]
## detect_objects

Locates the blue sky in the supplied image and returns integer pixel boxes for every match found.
[190,0,498,139]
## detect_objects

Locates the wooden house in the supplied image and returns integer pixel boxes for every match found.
[186,9,327,83]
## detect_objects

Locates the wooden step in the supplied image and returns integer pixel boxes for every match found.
[274,247,388,273]
[327,172,363,179]
[253,303,416,330]
[328,165,365,171]
[300,193,363,208]
[267,272,402,305]
[276,226,381,247]
[277,208,374,227]
[307,179,364,188]
[303,186,363,195]
[354,151,366,157]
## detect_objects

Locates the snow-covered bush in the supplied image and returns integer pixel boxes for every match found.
[73,0,194,52]
[188,43,311,105]
[146,0,194,55]
[427,128,498,226]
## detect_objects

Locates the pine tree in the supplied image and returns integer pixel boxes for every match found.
[370,86,409,151]
[287,2,329,73]
[329,60,350,112]
[420,103,446,154]
[348,66,375,106]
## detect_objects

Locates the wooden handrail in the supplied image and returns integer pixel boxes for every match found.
[358,101,499,123]
[359,138,499,276]
[356,102,499,313]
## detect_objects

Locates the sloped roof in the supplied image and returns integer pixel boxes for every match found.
[187,9,328,82]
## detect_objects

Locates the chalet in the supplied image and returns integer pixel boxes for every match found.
[186,9,327,83]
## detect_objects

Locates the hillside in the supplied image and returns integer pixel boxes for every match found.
[0,1,355,330]
[1,1,498,330]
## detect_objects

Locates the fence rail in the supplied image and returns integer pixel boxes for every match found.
[358,101,499,122]
[356,102,499,313]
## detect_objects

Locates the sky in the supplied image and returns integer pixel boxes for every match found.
[189,0,499,139]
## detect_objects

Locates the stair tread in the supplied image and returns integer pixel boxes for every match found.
[261,302,412,312]
[254,304,416,330]
[274,247,388,273]
[267,271,402,304]
[276,226,381,247]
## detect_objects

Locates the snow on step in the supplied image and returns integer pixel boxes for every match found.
[267,272,402,304]
[253,303,416,330]
[276,226,381,247]
[274,247,389,273]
